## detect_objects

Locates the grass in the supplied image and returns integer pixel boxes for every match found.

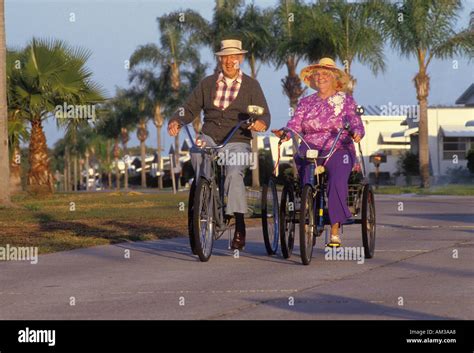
[374,184,474,195]
[0,191,262,255]
[0,191,191,254]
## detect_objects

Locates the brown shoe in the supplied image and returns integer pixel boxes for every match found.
[231,230,246,250]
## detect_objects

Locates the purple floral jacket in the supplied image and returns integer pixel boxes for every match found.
[286,91,365,158]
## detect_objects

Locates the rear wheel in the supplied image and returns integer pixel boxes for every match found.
[187,179,196,254]
[262,177,279,255]
[280,182,295,259]
[361,185,376,258]
[193,177,214,262]
[299,184,315,265]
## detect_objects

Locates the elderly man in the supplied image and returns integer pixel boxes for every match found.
[168,39,271,251]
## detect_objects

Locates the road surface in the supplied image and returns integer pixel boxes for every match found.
[1,195,473,320]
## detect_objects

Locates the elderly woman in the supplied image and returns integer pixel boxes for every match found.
[274,57,365,246]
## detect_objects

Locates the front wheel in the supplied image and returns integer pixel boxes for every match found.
[280,182,295,259]
[299,184,315,265]
[187,179,196,254]
[261,177,279,255]
[361,185,376,259]
[193,177,214,262]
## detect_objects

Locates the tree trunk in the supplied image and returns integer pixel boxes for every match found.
[414,68,430,188]
[157,125,163,189]
[121,128,129,191]
[284,57,304,179]
[92,163,97,191]
[73,154,78,191]
[27,118,54,194]
[113,138,120,190]
[153,105,164,190]
[0,0,11,206]
[284,56,305,109]
[67,150,72,191]
[249,56,260,188]
[140,140,147,188]
[63,165,67,192]
[137,120,149,188]
[9,144,22,194]
[106,139,112,189]
[344,61,355,95]
[174,134,180,189]
[123,161,129,190]
[85,151,90,191]
[0,0,10,205]
[64,148,70,192]
[171,62,180,92]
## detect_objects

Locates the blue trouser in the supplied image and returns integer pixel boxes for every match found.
[295,147,354,225]
[190,133,252,215]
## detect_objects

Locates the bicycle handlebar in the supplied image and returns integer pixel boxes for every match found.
[279,119,351,160]
[177,117,255,151]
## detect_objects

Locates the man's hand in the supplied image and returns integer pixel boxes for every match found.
[168,119,181,137]
[352,133,362,143]
[248,119,267,132]
[271,128,290,142]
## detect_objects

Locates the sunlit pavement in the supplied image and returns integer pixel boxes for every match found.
[1,195,472,320]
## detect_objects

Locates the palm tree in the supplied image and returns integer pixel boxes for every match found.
[137,118,149,188]
[316,0,386,93]
[271,0,306,110]
[127,89,151,189]
[6,50,30,193]
[96,91,136,190]
[130,18,206,189]
[0,0,11,205]
[153,104,165,189]
[381,0,474,187]
[239,3,274,188]
[120,127,130,190]
[128,68,167,189]
[7,38,105,193]
[97,102,122,190]
[173,1,244,54]
[8,111,29,194]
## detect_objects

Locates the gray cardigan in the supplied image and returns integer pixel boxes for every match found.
[171,72,271,145]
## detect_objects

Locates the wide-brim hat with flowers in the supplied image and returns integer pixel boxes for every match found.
[215,39,248,56]
[300,57,350,92]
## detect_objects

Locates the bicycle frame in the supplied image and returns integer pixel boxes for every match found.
[282,121,351,233]
[180,117,254,237]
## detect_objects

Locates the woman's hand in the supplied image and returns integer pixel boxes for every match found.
[352,133,362,143]
[271,129,290,142]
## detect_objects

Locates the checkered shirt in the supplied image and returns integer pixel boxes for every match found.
[213,70,243,110]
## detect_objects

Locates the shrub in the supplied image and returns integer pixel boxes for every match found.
[397,152,420,176]
[467,149,474,174]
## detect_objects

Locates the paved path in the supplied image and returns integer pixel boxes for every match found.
[1,195,473,320]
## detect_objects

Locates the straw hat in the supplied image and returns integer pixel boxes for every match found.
[300,57,350,91]
[215,39,248,56]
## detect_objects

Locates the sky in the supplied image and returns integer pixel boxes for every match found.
[5,0,474,152]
